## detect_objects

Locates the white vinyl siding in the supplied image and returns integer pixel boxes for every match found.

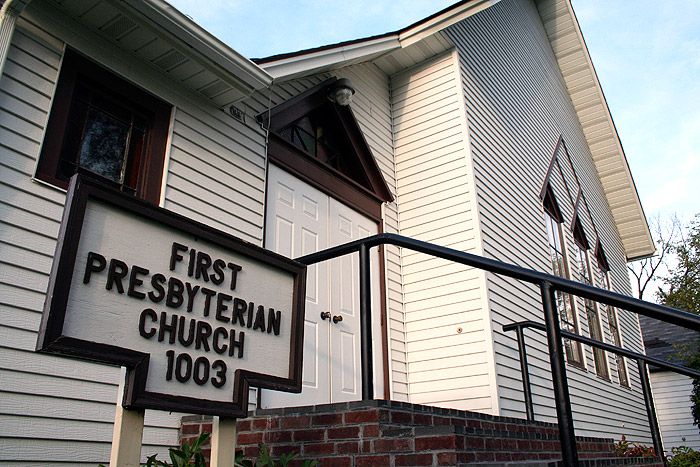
[0,20,176,465]
[331,63,406,401]
[651,371,700,453]
[0,2,272,463]
[446,0,650,440]
[165,105,267,243]
[391,52,495,412]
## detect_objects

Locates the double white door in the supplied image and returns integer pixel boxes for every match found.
[262,165,380,407]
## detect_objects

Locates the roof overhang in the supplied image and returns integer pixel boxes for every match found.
[257,35,400,81]
[255,0,498,80]
[123,0,272,92]
[23,0,272,106]
[535,0,655,260]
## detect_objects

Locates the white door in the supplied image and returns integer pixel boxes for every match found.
[262,164,379,407]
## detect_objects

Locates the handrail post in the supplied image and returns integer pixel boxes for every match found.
[540,282,578,466]
[637,360,666,464]
[515,326,535,421]
[359,243,373,400]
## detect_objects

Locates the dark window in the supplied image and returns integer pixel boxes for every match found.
[36,49,171,204]
[595,245,629,387]
[277,105,371,190]
[543,186,584,366]
[572,220,608,379]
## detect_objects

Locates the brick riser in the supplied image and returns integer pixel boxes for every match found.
[180,400,663,467]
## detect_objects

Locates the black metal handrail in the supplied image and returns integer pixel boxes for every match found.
[504,320,700,461]
[295,233,700,466]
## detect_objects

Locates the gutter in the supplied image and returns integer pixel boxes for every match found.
[261,35,400,80]
[256,0,499,78]
[123,0,272,92]
[0,0,30,78]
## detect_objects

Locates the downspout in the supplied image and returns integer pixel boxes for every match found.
[0,0,30,78]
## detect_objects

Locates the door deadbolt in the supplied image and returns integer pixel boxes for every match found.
[332,315,343,324]
[320,312,331,321]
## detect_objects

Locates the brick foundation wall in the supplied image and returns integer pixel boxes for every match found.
[179,400,663,466]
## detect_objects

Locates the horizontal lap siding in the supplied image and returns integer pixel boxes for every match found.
[243,75,330,117]
[165,106,266,243]
[447,0,649,440]
[650,372,700,452]
[0,6,271,462]
[391,52,494,412]
[0,23,175,464]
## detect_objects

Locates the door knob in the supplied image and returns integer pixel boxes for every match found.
[320,312,331,321]
[332,314,343,324]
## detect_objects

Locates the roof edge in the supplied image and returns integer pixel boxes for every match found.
[127,0,272,91]
[564,0,654,260]
[538,0,656,261]
[255,0,499,79]
[398,0,498,46]
[257,35,401,80]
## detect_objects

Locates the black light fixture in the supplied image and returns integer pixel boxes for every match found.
[327,78,355,106]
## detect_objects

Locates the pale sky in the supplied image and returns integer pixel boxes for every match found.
[169,0,700,223]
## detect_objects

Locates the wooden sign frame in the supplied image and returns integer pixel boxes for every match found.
[37,174,307,417]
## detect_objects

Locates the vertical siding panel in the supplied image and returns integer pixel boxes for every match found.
[447,0,650,440]
[392,52,494,412]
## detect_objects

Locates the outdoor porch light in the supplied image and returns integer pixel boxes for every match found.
[327,78,355,106]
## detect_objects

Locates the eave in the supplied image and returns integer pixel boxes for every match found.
[535,0,655,260]
[257,35,401,81]
[124,0,271,92]
[30,0,272,107]
[254,0,498,80]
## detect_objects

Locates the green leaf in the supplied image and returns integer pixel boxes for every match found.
[277,452,297,467]
[168,448,189,467]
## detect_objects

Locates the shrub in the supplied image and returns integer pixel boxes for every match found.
[99,432,210,467]
[614,435,656,458]
[235,444,319,467]
[98,434,320,467]
[143,432,209,467]
[668,445,700,467]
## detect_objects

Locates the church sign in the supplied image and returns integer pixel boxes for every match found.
[37,175,306,417]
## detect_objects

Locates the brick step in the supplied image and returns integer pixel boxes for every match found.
[181,400,663,466]
[462,458,662,467]
[460,461,559,467]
